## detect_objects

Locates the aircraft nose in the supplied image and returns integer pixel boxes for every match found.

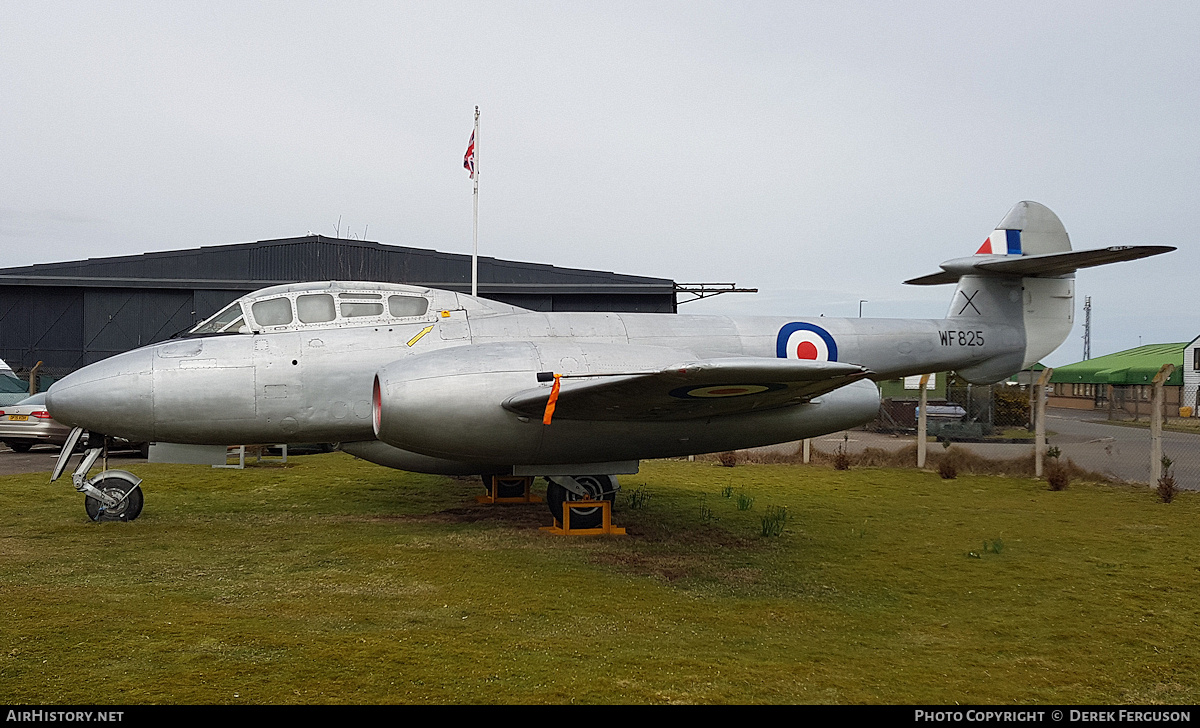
[46,348,155,441]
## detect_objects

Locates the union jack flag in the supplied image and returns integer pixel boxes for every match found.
[463,130,476,179]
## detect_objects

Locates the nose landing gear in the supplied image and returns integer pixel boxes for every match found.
[51,427,144,522]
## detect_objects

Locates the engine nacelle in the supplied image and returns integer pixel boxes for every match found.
[373,341,551,463]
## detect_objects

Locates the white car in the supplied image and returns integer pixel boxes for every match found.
[0,392,73,452]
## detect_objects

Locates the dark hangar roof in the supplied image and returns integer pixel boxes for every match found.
[0,235,674,297]
[0,237,679,377]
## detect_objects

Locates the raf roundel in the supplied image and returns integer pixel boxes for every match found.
[776,322,838,362]
[669,383,785,400]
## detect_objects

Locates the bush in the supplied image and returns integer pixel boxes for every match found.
[1157,456,1178,504]
[717,451,738,467]
[993,386,1032,428]
[832,446,850,471]
[1046,462,1069,491]
[700,441,1113,484]
[938,459,958,479]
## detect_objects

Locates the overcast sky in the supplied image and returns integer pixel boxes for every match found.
[2,2,1196,366]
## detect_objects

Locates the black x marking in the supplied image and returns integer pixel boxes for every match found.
[957,289,982,315]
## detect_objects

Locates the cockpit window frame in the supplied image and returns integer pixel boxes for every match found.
[186,302,249,337]
[190,286,444,336]
[250,297,295,329]
[388,294,430,318]
[297,293,337,324]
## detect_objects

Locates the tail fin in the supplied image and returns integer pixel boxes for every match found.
[974,200,1072,256]
[905,201,1173,286]
[904,201,1174,382]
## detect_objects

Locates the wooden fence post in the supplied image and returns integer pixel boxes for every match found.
[29,361,42,396]
[916,373,931,468]
[1151,363,1175,485]
[1035,367,1054,477]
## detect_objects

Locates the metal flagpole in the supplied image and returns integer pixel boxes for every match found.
[472,106,479,298]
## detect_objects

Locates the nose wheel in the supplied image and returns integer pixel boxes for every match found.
[84,476,144,522]
[51,428,145,523]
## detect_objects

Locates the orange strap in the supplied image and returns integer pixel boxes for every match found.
[542,374,562,425]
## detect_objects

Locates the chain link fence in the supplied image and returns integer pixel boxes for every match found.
[873,384,1030,438]
[870,382,1200,490]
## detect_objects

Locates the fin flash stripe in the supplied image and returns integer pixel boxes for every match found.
[975,229,1022,256]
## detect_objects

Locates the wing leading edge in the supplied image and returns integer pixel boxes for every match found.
[503,358,872,422]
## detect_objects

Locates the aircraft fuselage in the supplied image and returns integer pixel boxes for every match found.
[45,280,1030,473]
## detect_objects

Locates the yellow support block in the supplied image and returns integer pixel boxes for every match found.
[475,475,543,504]
[540,498,626,536]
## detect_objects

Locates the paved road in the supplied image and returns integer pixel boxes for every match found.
[0,443,145,477]
[1040,410,1199,488]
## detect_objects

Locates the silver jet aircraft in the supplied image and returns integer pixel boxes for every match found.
[45,202,1172,524]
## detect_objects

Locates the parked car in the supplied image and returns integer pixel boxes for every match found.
[0,392,73,452]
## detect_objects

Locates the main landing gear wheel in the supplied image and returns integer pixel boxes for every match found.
[84,477,144,522]
[545,475,617,530]
[481,474,528,499]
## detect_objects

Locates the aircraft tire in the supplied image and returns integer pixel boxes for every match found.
[84,478,144,523]
[545,475,617,530]
[481,474,527,499]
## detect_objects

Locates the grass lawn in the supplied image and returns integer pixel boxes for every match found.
[998,428,1038,440]
[1,454,1197,704]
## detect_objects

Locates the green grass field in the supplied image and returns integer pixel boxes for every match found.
[2,454,1197,704]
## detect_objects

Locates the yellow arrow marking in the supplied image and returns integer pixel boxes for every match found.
[406,325,435,347]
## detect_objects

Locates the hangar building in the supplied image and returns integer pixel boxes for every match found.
[0,235,678,379]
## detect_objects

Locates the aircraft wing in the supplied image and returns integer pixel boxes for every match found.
[503,358,872,422]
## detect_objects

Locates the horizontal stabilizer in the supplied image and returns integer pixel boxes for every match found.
[974,246,1175,276]
[504,358,871,422]
[903,270,960,286]
[905,245,1174,286]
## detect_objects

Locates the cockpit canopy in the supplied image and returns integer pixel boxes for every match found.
[186,281,456,336]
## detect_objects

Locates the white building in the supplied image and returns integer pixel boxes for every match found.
[1184,335,1200,413]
